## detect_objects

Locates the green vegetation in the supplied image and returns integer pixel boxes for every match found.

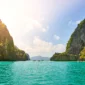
[66,35,73,51]
[79,47,85,60]
[78,19,85,29]
[50,52,78,61]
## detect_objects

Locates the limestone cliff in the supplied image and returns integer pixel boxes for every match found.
[50,19,85,61]
[0,20,30,61]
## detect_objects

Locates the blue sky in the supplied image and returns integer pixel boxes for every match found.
[0,0,85,57]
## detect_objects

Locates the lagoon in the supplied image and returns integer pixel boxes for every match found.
[0,61,85,85]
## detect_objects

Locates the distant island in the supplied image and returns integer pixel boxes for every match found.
[31,56,49,61]
[50,19,85,61]
[0,20,30,61]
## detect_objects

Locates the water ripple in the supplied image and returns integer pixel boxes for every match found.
[0,61,85,85]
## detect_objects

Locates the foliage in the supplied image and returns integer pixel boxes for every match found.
[77,19,85,29]
[66,34,73,51]
[80,47,85,60]
[50,52,78,61]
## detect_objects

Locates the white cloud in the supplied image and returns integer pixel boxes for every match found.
[54,35,60,40]
[18,36,65,57]
[68,20,81,26]
[24,19,48,33]
[0,0,79,57]
[68,20,76,25]
[42,26,49,32]
[68,20,73,25]
[42,28,47,32]
[75,20,81,24]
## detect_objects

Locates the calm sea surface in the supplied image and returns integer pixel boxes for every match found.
[0,61,85,85]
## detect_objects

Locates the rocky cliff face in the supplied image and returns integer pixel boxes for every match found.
[0,20,30,61]
[50,19,85,61]
[66,19,85,55]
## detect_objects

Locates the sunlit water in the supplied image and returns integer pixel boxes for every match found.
[0,61,85,85]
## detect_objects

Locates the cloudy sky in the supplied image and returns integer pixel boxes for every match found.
[0,0,85,57]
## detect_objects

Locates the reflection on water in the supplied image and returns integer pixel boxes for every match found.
[0,61,85,85]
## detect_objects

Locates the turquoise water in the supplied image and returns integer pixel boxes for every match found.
[0,61,85,85]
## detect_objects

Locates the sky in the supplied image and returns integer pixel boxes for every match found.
[0,0,85,57]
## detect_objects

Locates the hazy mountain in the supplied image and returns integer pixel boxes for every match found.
[31,56,50,61]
